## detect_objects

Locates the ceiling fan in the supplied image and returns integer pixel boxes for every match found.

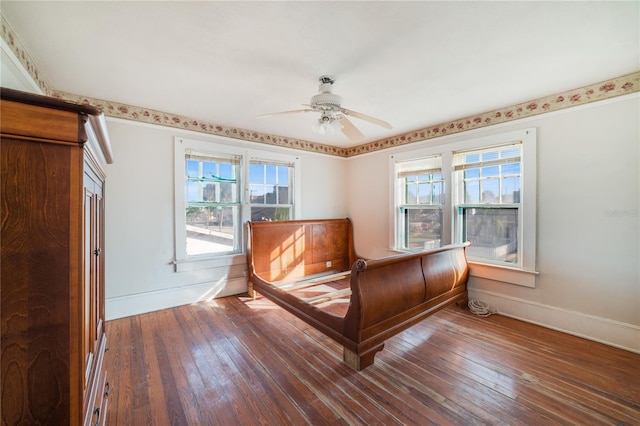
[259,76,392,143]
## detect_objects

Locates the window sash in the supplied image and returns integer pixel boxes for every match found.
[249,160,294,219]
[184,152,242,257]
[455,143,522,206]
[398,206,443,250]
[395,155,445,250]
[458,205,519,265]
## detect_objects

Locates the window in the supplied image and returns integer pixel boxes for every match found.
[185,151,241,256]
[249,160,294,221]
[391,128,537,286]
[396,156,444,250]
[174,137,300,269]
[453,143,522,265]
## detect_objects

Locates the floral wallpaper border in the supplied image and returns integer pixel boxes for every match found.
[2,14,638,158]
[50,90,347,157]
[347,72,639,156]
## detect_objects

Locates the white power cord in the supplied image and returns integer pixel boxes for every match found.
[468,299,496,317]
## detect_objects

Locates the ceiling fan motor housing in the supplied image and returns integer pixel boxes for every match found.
[311,75,342,112]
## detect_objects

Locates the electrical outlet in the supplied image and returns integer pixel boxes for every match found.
[326,261,332,268]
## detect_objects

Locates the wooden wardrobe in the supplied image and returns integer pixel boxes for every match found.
[1,88,114,425]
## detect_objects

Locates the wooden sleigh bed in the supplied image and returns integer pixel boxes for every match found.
[246,218,470,370]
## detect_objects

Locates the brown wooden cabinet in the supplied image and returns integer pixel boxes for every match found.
[1,88,114,425]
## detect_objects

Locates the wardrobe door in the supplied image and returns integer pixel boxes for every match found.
[1,136,83,425]
[83,165,104,384]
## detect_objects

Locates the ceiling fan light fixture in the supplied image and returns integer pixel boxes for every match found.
[312,112,341,135]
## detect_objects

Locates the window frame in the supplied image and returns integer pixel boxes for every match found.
[390,128,537,287]
[174,136,301,271]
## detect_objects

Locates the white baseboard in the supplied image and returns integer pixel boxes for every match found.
[106,277,247,320]
[469,288,640,354]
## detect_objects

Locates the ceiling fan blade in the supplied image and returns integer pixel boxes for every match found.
[257,109,313,118]
[341,108,393,130]
[337,115,364,142]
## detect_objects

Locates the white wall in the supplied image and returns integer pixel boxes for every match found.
[104,119,348,319]
[347,95,640,352]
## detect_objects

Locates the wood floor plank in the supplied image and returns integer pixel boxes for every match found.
[200,300,340,424]
[129,315,163,426]
[411,311,640,424]
[387,327,561,425]
[250,312,455,425]
[105,295,640,426]
[183,303,286,425]
[232,299,408,425]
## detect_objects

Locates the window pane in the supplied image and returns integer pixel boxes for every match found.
[264,186,277,204]
[277,167,289,185]
[202,162,216,177]
[186,205,238,256]
[465,153,480,163]
[403,208,442,250]
[501,176,521,203]
[218,163,233,179]
[250,183,265,203]
[465,168,480,179]
[185,181,200,202]
[464,179,480,203]
[250,164,264,183]
[219,182,237,203]
[186,160,199,177]
[481,179,499,203]
[482,165,499,177]
[463,207,518,263]
[202,183,216,202]
[405,182,417,203]
[501,147,520,158]
[251,206,291,222]
[417,183,431,203]
[433,181,444,204]
[266,165,277,184]
[501,163,520,175]
[277,186,290,204]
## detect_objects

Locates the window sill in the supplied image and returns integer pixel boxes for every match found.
[469,261,538,288]
[173,253,246,272]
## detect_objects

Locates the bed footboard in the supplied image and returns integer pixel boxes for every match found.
[342,243,470,370]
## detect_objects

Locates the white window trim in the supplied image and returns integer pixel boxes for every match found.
[390,128,538,287]
[174,136,301,272]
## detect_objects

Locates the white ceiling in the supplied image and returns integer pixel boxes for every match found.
[2,1,639,148]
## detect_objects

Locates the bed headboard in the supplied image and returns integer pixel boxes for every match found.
[247,218,358,283]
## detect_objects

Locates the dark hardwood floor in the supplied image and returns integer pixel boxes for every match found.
[105,295,640,425]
